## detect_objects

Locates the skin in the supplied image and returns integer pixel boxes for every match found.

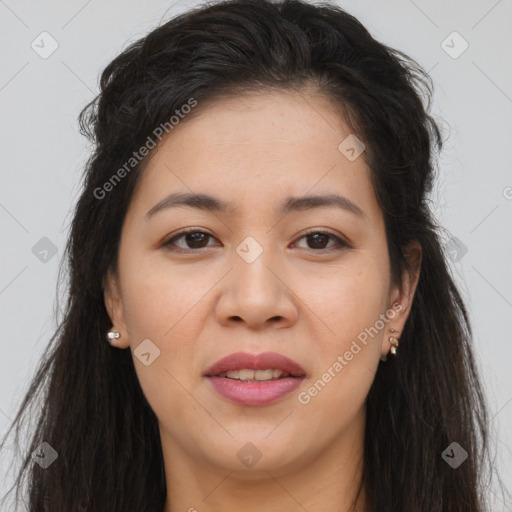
[104,88,421,512]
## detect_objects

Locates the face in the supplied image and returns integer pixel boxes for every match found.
[104,88,420,477]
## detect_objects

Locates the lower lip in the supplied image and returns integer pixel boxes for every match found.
[206,376,304,406]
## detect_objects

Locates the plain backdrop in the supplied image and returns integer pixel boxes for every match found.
[1,0,511,508]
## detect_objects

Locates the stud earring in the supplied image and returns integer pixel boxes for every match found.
[389,328,400,355]
[107,330,120,344]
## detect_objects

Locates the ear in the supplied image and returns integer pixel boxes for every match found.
[381,240,422,357]
[103,267,130,349]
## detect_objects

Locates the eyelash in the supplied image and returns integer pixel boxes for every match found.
[161,227,350,254]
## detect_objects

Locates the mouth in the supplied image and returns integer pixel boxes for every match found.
[215,368,297,381]
[204,352,306,406]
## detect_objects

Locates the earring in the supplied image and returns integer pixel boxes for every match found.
[389,328,400,355]
[107,330,120,344]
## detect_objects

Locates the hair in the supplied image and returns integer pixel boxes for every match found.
[0,0,504,510]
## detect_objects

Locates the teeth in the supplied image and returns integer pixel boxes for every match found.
[217,369,291,381]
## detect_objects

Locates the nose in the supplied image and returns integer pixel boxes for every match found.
[215,248,298,330]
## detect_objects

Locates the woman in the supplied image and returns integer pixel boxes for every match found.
[0,0,501,510]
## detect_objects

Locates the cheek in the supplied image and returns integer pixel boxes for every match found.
[119,263,209,420]
[298,253,390,347]
[294,253,389,406]
[120,258,208,341]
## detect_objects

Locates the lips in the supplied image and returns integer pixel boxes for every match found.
[206,376,304,406]
[204,351,307,406]
[204,351,307,378]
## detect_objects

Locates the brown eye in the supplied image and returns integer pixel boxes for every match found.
[294,231,349,252]
[163,229,218,252]
[305,232,330,249]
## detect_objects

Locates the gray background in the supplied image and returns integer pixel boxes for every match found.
[1,0,511,509]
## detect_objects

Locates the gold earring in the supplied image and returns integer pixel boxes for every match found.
[389,328,399,355]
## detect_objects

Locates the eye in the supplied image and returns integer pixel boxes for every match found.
[162,228,350,254]
[162,228,218,253]
[293,230,349,252]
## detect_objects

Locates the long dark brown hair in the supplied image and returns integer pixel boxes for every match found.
[0,0,503,510]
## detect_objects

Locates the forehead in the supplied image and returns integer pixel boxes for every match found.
[127,89,380,224]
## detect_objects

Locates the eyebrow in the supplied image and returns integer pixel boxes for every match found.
[145,192,366,219]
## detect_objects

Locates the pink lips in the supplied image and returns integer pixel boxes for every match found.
[204,351,306,406]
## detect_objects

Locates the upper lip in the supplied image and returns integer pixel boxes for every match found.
[204,351,307,377]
